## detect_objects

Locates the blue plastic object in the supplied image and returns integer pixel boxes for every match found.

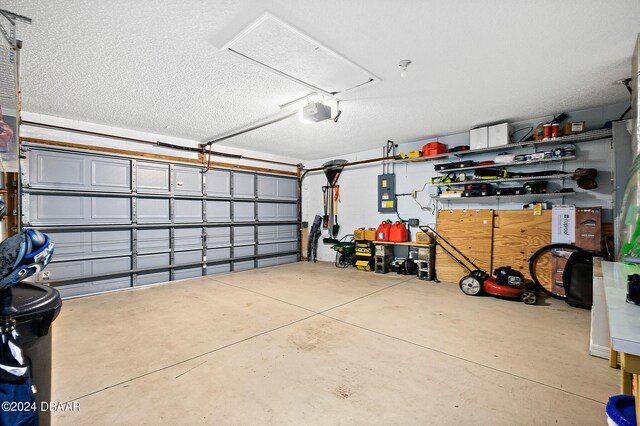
[606,395,637,426]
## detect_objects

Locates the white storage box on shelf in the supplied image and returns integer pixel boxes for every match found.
[470,127,488,150]
[488,123,512,148]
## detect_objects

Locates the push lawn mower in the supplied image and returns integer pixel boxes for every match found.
[420,225,538,305]
[330,234,356,268]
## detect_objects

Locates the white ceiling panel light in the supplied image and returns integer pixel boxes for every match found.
[221,13,379,97]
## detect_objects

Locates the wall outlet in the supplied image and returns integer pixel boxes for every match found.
[408,218,420,227]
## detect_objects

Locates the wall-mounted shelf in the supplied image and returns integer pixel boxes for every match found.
[435,155,576,173]
[396,128,611,164]
[432,191,575,202]
[432,173,572,187]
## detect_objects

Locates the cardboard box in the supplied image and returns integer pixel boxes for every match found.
[488,123,512,147]
[470,127,488,150]
[551,205,576,244]
[563,121,585,135]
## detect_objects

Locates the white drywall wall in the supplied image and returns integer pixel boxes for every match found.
[302,102,629,263]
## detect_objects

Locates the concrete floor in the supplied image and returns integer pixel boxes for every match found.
[51,262,617,425]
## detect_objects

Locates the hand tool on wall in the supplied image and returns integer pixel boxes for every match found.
[322,186,329,229]
[332,185,340,237]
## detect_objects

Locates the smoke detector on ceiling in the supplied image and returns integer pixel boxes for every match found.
[399,59,412,78]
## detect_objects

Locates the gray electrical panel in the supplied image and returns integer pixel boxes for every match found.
[377,174,396,213]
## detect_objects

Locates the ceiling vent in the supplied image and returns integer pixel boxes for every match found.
[221,13,379,97]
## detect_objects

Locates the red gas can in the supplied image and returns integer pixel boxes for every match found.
[389,221,408,242]
[376,221,392,241]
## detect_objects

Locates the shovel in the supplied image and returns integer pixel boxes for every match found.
[332,185,340,237]
[322,186,329,229]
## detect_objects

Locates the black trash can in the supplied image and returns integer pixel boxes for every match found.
[11,283,62,426]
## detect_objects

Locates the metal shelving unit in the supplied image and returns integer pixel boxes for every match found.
[432,191,575,202]
[395,128,612,165]
[434,155,576,173]
[432,173,572,187]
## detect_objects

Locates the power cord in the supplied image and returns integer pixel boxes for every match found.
[510,126,534,143]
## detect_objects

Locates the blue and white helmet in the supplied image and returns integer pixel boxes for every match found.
[0,229,54,290]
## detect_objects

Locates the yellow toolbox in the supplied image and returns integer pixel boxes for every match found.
[355,241,374,271]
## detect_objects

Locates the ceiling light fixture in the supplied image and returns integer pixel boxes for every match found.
[399,59,412,78]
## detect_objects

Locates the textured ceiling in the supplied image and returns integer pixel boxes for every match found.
[3,0,639,160]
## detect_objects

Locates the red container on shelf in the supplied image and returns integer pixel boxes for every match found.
[376,221,392,241]
[422,142,448,157]
[389,221,408,242]
[543,124,552,139]
[551,123,560,138]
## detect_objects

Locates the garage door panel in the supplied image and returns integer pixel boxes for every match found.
[92,256,131,274]
[233,260,254,271]
[90,158,131,191]
[233,226,255,245]
[174,227,203,250]
[257,257,278,268]
[206,247,231,261]
[42,261,89,281]
[206,227,230,248]
[233,202,255,221]
[234,245,255,258]
[174,166,203,195]
[33,151,84,188]
[174,250,202,265]
[31,195,84,222]
[137,228,170,252]
[206,201,230,222]
[257,203,296,221]
[30,195,131,225]
[257,176,297,200]
[91,197,131,221]
[92,230,131,254]
[45,232,86,259]
[136,271,170,286]
[137,163,170,193]
[24,147,299,297]
[137,198,170,223]
[205,170,231,197]
[30,150,132,192]
[41,231,131,260]
[233,173,255,198]
[277,255,298,265]
[137,253,170,269]
[174,267,202,280]
[257,242,296,255]
[257,224,297,243]
[206,263,230,276]
[175,199,202,223]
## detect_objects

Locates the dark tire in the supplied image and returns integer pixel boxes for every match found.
[528,243,584,300]
[459,275,482,296]
[336,253,349,268]
[520,290,537,305]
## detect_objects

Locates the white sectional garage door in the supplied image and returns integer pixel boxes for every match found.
[21,144,299,297]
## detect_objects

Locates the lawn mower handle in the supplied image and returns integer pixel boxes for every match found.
[419,225,481,272]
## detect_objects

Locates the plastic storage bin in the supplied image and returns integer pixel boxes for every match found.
[10,283,62,426]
